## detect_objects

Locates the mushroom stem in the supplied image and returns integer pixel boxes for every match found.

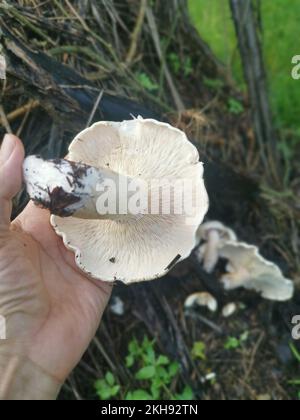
[203,229,220,273]
[23,156,136,220]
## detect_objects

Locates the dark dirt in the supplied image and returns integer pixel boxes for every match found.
[32,185,81,217]
[29,158,93,216]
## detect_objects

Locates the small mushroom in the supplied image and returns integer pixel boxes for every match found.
[23,118,209,283]
[109,296,125,316]
[0,314,6,340]
[184,292,218,312]
[0,54,6,80]
[195,221,237,273]
[201,372,217,384]
[222,302,237,318]
[219,241,294,301]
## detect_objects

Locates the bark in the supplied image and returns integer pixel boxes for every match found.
[229,0,277,165]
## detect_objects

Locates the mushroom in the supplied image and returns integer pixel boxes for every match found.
[195,221,237,273]
[219,241,294,301]
[201,372,217,384]
[184,292,218,312]
[109,296,125,316]
[0,54,6,80]
[23,118,209,283]
[222,302,237,318]
[23,156,132,219]
[0,314,6,340]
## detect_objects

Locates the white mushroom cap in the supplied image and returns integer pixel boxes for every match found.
[195,221,237,273]
[51,118,209,283]
[109,296,125,316]
[184,292,218,312]
[196,221,237,243]
[219,241,294,301]
[0,54,6,80]
[222,302,237,318]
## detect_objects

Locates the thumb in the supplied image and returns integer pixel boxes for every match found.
[0,134,25,228]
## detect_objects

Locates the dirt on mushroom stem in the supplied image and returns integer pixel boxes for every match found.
[23,156,135,220]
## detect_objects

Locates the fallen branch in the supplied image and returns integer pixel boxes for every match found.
[0,104,12,133]
[125,0,148,66]
[145,6,185,112]
[0,100,39,128]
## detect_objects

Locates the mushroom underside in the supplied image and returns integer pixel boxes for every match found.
[48,118,209,283]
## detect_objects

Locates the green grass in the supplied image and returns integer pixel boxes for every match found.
[188,0,300,130]
[288,342,300,400]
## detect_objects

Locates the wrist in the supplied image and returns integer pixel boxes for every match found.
[0,340,62,400]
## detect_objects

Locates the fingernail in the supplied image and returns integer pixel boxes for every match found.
[0,134,16,164]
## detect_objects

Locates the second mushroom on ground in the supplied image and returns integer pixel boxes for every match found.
[194,220,294,302]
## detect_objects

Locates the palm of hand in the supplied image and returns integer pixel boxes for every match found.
[1,202,112,382]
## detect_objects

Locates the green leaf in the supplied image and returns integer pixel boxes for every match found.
[145,346,156,364]
[168,53,181,74]
[96,386,113,400]
[136,72,158,92]
[157,355,170,366]
[142,336,154,348]
[150,382,161,400]
[168,362,179,377]
[128,338,139,355]
[125,391,133,400]
[203,77,224,90]
[94,379,105,390]
[151,376,163,390]
[95,374,120,400]
[191,341,206,361]
[126,354,134,368]
[228,98,244,115]
[126,389,153,400]
[168,54,192,78]
[135,365,156,380]
[105,372,115,386]
[290,342,300,363]
[224,336,240,350]
[289,379,300,385]
[156,365,169,381]
[110,385,120,397]
[175,386,194,401]
[183,57,193,77]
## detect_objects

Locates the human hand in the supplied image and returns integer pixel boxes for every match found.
[0,134,112,399]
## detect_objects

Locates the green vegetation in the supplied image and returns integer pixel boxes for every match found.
[167,53,193,78]
[191,341,207,361]
[203,77,224,91]
[188,0,243,85]
[224,331,249,350]
[188,0,300,130]
[135,72,159,92]
[288,342,300,400]
[95,372,120,400]
[95,336,194,400]
[227,97,244,115]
